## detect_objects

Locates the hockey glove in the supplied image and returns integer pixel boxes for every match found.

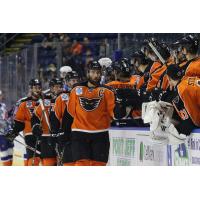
[32,124,43,137]
[5,129,18,142]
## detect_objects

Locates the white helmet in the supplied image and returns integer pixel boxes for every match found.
[59,66,72,78]
[98,57,112,68]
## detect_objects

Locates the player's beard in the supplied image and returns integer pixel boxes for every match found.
[88,77,101,87]
[31,91,42,100]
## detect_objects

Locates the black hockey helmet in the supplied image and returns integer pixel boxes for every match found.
[158,42,171,61]
[166,64,185,80]
[141,38,159,54]
[112,58,131,73]
[29,78,42,87]
[87,60,102,71]
[143,38,171,61]
[65,71,80,81]
[174,35,199,54]
[49,78,63,87]
[131,51,149,66]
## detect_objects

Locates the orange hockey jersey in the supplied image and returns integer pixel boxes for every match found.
[67,82,115,133]
[106,80,134,89]
[183,57,200,78]
[175,76,200,127]
[54,93,69,124]
[34,98,52,135]
[14,98,38,135]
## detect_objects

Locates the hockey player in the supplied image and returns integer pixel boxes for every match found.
[31,78,63,166]
[173,35,200,78]
[105,58,143,126]
[65,71,80,92]
[106,58,134,89]
[5,79,42,166]
[0,90,14,166]
[141,39,172,92]
[67,61,115,166]
[52,72,81,166]
[166,64,200,138]
[131,51,152,91]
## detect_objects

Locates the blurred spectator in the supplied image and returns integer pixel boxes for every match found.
[99,39,110,57]
[71,40,83,55]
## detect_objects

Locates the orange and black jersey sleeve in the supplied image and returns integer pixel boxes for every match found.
[171,77,200,135]
[106,80,134,89]
[182,57,200,78]
[130,75,141,86]
[32,98,51,135]
[67,82,115,132]
[146,59,174,92]
[14,97,37,134]
[136,63,152,90]
[52,93,73,134]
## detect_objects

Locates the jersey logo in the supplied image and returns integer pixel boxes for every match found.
[179,109,189,120]
[76,87,83,95]
[197,80,200,87]
[26,101,32,108]
[79,97,101,111]
[98,89,105,97]
[61,93,69,101]
[44,99,51,107]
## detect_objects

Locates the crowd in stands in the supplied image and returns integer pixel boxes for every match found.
[35,33,112,88]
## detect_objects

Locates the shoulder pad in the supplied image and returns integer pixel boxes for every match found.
[26,101,33,108]
[44,99,51,107]
[16,96,29,104]
[75,87,83,95]
[61,93,69,101]
[73,81,87,88]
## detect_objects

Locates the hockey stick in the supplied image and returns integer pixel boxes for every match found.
[15,138,41,155]
[32,136,40,166]
[39,99,63,166]
[0,130,41,155]
[146,40,166,65]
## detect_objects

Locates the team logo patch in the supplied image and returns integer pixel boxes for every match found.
[79,97,101,111]
[76,87,83,95]
[61,93,69,101]
[26,101,32,108]
[197,80,200,86]
[98,89,105,97]
[44,99,51,107]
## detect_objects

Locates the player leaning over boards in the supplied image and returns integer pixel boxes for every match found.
[67,61,115,166]
[166,64,200,140]
[173,35,200,78]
